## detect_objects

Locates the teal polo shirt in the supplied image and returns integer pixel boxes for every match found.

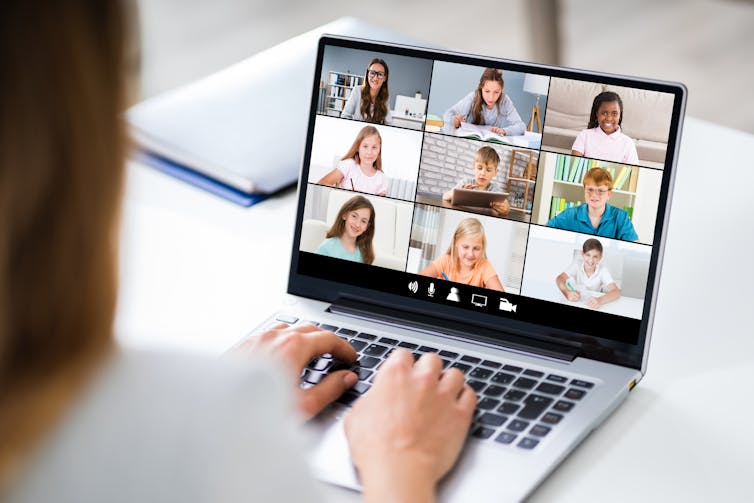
[546,204,638,241]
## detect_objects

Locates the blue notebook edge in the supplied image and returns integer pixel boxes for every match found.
[132,150,269,207]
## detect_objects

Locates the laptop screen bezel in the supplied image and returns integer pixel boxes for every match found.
[287,35,687,371]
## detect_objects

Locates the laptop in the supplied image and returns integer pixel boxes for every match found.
[243,35,686,501]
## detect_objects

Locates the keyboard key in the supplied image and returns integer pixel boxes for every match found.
[536,382,566,395]
[518,394,554,420]
[483,385,506,397]
[571,379,595,389]
[530,425,551,437]
[481,360,502,369]
[308,358,330,371]
[518,438,539,449]
[546,374,568,383]
[495,432,517,444]
[354,368,373,381]
[439,350,459,359]
[411,352,422,361]
[440,359,452,369]
[565,388,587,400]
[507,419,529,432]
[384,348,395,359]
[358,356,381,369]
[468,380,486,393]
[274,314,298,324]
[378,337,397,345]
[329,361,351,372]
[319,353,333,360]
[491,372,515,385]
[478,397,501,410]
[418,345,438,353]
[472,426,495,439]
[319,324,338,332]
[469,367,493,380]
[451,362,472,374]
[355,332,377,341]
[503,389,526,402]
[349,340,368,352]
[303,320,319,327]
[362,344,388,357]
[479,412,507,427]
[512,377,538,390]
[541,412,564,425]
[553,400,575,413]
[497,402,520,415]
[398,341,418,350]
[338,328,358,337]
[523,369,544,378]
[301,370,325,384]
[461,355,482,364]
[503,364,523,373]
[352,381,371,394]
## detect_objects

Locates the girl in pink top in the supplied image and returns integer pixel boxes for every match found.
[419,218,504,291]
[317,125,388,196]
[571,91,639,164]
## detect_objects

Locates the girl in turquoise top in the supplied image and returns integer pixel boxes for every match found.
[315,195,376,264]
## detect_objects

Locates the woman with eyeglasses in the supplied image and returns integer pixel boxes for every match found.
[0,2,476,501]
[340,58,393,125]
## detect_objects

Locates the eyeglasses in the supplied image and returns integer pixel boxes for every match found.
[367,70,386,79]
[584,187,611,195]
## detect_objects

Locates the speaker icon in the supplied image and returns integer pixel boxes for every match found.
[408,281,419,294]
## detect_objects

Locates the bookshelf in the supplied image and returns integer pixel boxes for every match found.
[506,149,537,213]
[323,71,364,117]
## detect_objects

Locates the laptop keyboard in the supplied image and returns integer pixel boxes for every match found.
[280,316,595,451]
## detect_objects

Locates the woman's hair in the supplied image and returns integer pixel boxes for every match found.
[582,238,604,255]
[446,218,487,269]
[583,167,614,190]
[325,196,376,265]
[587,91,624,129]
[0,0,130,481]
[475,146,500,167]
[470,68,504,125]
[359,58,390,124]
[341,125,383,172]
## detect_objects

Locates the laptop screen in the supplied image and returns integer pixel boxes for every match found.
[290,36,685,369]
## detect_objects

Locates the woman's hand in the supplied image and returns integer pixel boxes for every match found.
[452,114,465,128]
[490,126,506,135]
[235,324,358,419]
[345,350,476,502]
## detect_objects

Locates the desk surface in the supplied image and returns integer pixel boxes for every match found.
[117,117,754,501]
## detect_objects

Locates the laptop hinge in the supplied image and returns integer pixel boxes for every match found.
[328,297,580,362]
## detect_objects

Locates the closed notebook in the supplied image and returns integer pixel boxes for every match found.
[128,17,431,195]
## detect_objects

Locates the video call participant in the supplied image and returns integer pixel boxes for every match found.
[340,58,393,125]
[314,195,376,264]
[419,218,504,291]
[442,145,510,216]
[317,125,388,196]
[547,167,638,241]
[555,238,621,310]
[442,67,525,137]
[571,91,639,164]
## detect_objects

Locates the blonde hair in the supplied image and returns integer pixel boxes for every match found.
[0,0,129,483]
[445,218,487,271]
[325,195,376,265]
[583,167,614,190]
[341,125,382,172]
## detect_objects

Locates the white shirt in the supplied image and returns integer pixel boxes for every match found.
[564,259,615,293]
[572,126,639,164]
[337,157,388,195]
[6,350,321,503]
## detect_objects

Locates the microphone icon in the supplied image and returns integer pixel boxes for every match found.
[428,282,435,297]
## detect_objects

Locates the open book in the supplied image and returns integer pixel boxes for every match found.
[455,123,540,149]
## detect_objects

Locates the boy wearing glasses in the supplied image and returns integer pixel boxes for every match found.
[547,167,638,241]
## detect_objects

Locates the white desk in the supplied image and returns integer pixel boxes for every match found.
[116,117,754,501]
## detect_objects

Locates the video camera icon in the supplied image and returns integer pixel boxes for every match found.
[499,297,517,313]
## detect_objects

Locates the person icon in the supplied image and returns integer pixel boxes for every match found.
[447,287,461,302]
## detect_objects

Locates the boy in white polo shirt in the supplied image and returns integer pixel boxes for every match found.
[555,238,621,309]
[571,91,639,165]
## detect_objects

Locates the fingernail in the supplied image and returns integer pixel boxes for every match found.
[343,372,358,387]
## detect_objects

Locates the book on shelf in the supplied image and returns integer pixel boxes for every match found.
[549,196,582,219]
[425,114,444,128]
